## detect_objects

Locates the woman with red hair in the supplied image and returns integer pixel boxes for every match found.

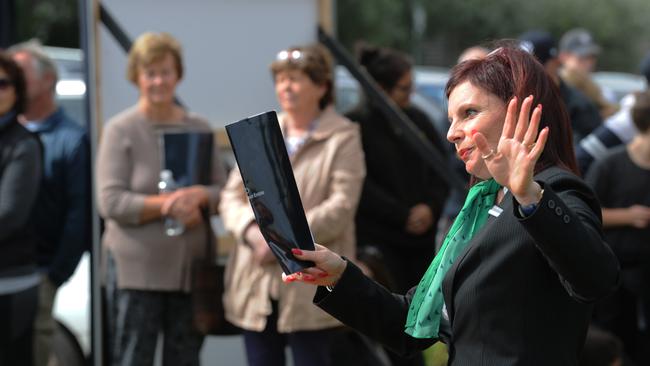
[284,45,620,365]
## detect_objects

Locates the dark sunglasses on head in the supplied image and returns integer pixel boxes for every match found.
[0,78,13,90]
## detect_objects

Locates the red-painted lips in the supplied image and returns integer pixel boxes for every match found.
[458,147,473,161]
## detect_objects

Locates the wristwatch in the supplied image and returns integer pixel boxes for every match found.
[519,189,544,217]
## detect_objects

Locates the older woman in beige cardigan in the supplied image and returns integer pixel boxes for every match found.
[219,44,365,366]
[96,32,224,366]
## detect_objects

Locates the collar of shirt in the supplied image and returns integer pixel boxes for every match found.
[23,108,64,133]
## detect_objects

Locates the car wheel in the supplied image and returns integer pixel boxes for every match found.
[52,321,86,366]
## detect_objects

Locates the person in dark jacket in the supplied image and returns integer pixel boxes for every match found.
[8,40,90,366]
[0,52,42,366]
[284,45,620,366]
[586,90,650,365]
[346,45,450,292]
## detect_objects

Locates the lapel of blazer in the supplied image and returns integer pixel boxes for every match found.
[441,189,513,324]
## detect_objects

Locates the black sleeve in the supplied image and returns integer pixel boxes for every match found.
[357,178,411,226]
[314,261,436,356]
[576,126,624,175]
[513,173,620,303]
[570,93,602,142]
[48,134,91,286]
[348,109,412,227]
[404,106,451,218]
[0,137,42,241]
[584,153,612,205]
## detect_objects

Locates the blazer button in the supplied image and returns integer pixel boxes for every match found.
[563,215,571,223]
[548,200,556,209]
[555,207,563,216]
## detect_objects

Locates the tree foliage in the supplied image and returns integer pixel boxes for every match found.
[337,0,650,71]
[14,0,79,48]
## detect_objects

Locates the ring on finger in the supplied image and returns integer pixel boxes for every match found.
[482,149,496,160]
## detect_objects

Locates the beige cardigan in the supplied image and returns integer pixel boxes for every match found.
[96,106,225,292]
[220,106,366,332]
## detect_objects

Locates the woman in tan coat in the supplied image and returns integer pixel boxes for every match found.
[219,44,365,366]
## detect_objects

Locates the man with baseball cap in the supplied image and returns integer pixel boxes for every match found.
[520,30,602,143]
[559,28,618,118]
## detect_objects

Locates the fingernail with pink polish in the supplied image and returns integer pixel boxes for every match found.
[303,274,315,282]
[291,248,303,256]
[319,272,329,278]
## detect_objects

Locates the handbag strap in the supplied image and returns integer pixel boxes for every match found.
[200,206,217,261]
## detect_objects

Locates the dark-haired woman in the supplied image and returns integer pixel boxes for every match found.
[346,46,450,298]
[0,52,42,365]
[284,46,620,365]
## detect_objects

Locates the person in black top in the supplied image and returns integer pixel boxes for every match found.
[0,52,42,366]
[345,44,450,366]
[586,90,650,365]
[346,45,450,291]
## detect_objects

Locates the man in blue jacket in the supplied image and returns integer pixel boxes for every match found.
[9,40,90,366]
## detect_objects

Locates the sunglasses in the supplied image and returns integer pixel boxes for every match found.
[0,78,13,90]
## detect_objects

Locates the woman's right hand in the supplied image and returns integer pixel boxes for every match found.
[244,223,275,265]
[283,244,347,287]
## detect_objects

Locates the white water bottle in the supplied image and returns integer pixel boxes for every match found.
[158,169,185,236]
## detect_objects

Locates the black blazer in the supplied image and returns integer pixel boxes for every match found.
[315,167,620,366]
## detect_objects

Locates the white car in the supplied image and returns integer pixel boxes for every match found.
[593,71,647,103]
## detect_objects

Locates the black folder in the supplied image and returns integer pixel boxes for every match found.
[161,131,214,187]
[226,111,315,274]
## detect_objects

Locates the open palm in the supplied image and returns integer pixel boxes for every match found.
[473,95,549,199]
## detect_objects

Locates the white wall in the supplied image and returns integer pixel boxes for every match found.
[100,0,318,128]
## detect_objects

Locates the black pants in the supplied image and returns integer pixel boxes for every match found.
[0,286,38,366]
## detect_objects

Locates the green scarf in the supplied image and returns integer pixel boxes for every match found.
[405,179,501,339]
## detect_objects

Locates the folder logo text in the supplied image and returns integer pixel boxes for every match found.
[245,187,266,199]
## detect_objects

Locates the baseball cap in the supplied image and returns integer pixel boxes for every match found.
[519,30,558,65]
[559,28,601,56]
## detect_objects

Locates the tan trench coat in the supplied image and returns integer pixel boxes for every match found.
[219,106,366,332]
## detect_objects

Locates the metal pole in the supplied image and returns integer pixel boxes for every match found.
[79,0,103,364]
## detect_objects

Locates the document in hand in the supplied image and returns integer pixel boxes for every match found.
[161,131,214,187]
[226,111,315,274]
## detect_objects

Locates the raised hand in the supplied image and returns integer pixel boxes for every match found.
[282,244,347,286]
[473,95,548,205]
